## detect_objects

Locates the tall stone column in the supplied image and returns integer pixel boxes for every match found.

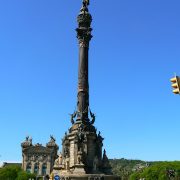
[52,1,120,179]
[39,162,43,176]
[23,162,27,172]
[69,140,75,167]
[47,162,51,175]
[76,1,92,123]
[31,162,35,174]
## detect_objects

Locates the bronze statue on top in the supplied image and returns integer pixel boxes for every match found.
[83,0,89,7]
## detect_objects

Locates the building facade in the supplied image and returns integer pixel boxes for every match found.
[21,136,58,176]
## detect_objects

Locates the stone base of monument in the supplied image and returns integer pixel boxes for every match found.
[58,174,120,180]
[73,164,86,174]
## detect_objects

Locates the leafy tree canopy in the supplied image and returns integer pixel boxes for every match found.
[0,165,36,180]
[130,161,180,180]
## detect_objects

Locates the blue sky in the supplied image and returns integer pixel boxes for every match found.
[0,0,179,164]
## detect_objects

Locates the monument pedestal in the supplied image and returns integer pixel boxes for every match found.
[73,164,86,174]
[55,174,119,180]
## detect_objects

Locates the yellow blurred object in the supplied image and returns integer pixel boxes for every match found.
[49,173,54,180]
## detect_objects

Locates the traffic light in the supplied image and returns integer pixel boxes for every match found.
[170,76,180,94]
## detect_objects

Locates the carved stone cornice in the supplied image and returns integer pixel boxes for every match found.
[23,145,52,154]
[76,28,92,48]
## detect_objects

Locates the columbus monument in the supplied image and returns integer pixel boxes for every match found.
[52,1,119,179]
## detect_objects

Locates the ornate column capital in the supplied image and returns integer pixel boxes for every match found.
[76,2,92,47]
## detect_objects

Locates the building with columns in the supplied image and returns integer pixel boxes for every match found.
[21,136,58,176]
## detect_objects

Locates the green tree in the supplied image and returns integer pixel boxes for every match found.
[0,165,36,180]
[130,161,180,180]
[0,165,21,180]
[16,171,36,180]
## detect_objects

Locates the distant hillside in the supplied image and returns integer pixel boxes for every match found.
[110,158,152,179]
[129,161,180,180]
[110,159,180,180]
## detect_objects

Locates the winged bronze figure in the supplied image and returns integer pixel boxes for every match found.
[70,111,77,124]
[90,109,95,125]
